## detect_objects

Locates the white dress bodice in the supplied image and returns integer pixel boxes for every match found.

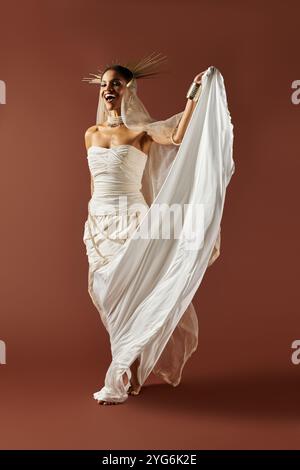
[87,144,149,215]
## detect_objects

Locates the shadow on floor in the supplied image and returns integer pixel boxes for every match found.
[130,372,300,420]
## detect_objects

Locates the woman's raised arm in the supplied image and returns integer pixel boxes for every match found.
[171,72,205,145]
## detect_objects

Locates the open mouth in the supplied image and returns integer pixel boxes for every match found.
[104,93,117,103]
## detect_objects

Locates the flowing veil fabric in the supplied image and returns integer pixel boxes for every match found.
[85,65,235,403]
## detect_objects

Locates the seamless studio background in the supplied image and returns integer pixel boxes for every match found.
[0,0,299,449]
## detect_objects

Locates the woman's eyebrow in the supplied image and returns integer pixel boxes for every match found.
[101,79,121,83]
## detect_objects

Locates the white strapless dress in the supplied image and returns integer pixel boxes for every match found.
[82,68,235,403]
[83,144,199,400]
[84,144,149,269]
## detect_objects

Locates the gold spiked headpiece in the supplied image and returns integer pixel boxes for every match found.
[82,51,169,87]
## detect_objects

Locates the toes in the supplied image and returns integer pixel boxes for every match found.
[97,400,117,405]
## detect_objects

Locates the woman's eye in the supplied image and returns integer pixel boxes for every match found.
[100,81,120,87]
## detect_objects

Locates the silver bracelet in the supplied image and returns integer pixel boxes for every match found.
[186,81,202,101]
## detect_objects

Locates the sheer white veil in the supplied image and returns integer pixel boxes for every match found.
[95,75,185,209]
[95,68,220,268]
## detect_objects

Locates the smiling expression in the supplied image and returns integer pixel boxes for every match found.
[100,69,127,111]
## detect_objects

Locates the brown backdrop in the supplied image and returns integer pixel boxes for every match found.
[0,0,299,450]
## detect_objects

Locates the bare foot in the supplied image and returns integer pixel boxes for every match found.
[97,358,142,404]
[97,400,120,406]
[128,384,141,395]
[128,357,141,395]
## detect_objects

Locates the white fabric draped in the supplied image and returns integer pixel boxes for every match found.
[83,66,235,403]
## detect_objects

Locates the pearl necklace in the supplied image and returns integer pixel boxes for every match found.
[107,114,124,127]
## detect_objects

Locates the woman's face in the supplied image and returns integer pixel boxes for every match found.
[100,69,127,112]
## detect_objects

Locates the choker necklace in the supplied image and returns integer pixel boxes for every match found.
[107,114,124,127]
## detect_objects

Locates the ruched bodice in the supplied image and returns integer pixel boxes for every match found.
[87,144,149,215]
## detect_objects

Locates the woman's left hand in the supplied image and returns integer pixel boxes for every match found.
[193,71,206,85]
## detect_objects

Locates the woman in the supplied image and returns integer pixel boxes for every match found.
[82,54,235,405]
